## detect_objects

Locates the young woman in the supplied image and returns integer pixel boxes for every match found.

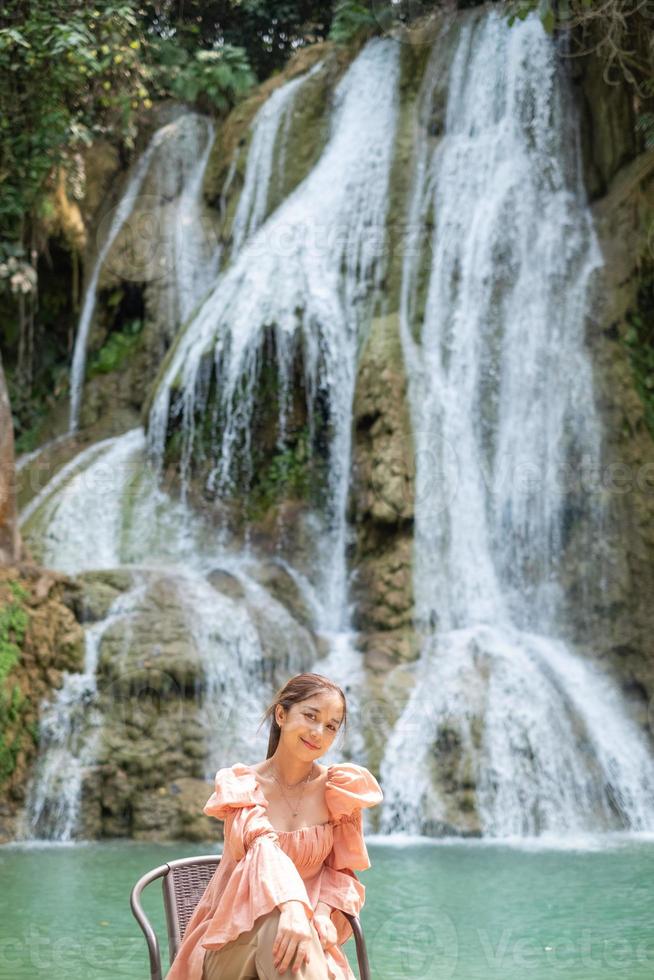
[164,672,383,980]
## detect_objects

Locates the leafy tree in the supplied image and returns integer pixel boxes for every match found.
[147,33,255,112]
[141,1,333,80]
[0,1,150,239]
[0,0,337,433]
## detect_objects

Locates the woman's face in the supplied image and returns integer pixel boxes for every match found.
[276,690,344,758]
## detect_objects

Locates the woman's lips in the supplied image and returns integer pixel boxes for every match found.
[301,737,319,750]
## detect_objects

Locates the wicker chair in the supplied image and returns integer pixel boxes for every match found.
[130,853,371,980]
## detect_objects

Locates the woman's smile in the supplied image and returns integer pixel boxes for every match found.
[301,736,320,750]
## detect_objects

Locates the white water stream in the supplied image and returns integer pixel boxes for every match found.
[380,10,654,837]
[68,112,218,433]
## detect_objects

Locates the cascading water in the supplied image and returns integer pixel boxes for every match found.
[18,429,324,838]
[147,37,400,629]
[19,43,398,839]
[17,580,148,842]
[20,12,650,845]
[148,114,221,335]
[380,9,654,837]
[68,112,218,434]
[230,60,324,254]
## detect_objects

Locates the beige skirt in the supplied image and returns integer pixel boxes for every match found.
[202,908,331,980]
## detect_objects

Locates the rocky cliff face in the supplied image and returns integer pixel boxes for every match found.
[562,30,654,727]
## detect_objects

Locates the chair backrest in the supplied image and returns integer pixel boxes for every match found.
[162,855,221,963]
[130,853,371,980]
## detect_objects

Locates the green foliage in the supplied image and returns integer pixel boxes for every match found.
[8,580,28,602]
[0,0,339,254]
[158,1,332,80]
[0,581,29,684]
[0,0,150,238]
[506,1,557,33]
[0,684,25,786]
[148,38,256,112]
[2,1,318,247]
[330,1,379,45]
[8,360,70,454]
[87,317,144,377]
[247,427,315,518]
[0,582,31,787]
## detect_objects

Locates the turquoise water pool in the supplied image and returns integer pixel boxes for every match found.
[1,834,653,979]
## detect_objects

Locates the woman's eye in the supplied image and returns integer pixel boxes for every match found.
[303,711,337,731]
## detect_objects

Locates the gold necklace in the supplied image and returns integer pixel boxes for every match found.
[269,762,314,818]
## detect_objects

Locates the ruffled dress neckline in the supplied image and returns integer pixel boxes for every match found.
[276,821,331,836]
[244,763,334,836]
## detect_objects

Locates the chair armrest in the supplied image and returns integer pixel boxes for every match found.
[130,862,170,980]
[343,912,370,980]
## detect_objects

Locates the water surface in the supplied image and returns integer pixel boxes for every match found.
[1,836,653,979]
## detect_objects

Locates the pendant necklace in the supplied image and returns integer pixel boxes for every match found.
[269,762,314,818]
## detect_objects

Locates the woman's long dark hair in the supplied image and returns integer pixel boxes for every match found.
[259,673,347,759]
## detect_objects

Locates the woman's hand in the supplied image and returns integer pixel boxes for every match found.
[275,901,313,974]
[312,912,338,950]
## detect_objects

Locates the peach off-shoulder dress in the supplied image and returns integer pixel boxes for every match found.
[163,761,383,980]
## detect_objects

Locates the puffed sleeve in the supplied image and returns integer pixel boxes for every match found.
[200,763,315,950]
[317,763,383,947]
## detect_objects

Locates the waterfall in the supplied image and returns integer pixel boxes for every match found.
[150,115,221,334]
[68,112,218,434]
[147,37,400,630]
[20,428,146,571]
[21,11,651,844]
[17,581,147,841]
[18,429,324,838]
[230,60,324,254]
[380,10,654,837]
[19,41,399,839]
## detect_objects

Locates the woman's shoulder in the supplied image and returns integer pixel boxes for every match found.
[202,763,265,820]
[324,761,383,817]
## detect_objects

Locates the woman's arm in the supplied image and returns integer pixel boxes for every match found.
[313,900,339,951]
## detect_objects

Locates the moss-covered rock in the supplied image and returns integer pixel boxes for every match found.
[349,313,415,634]
[0,565,85,843]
